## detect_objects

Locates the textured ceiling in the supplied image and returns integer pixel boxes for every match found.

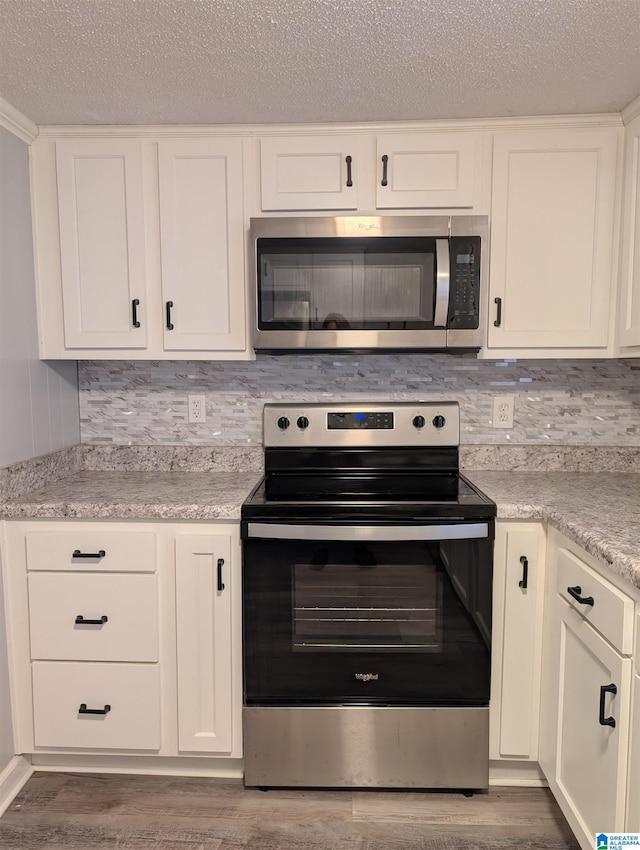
[1,0,639,126]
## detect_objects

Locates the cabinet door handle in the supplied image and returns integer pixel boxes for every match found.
[345,155,353,188]
[72,549,106,560]
[599,683,617,728]
[79,703,111,716]
[166,300,174,330]
[493,297,502,327]
[131,298,141,328]
[217,558,225,592]
[75,615,108,626]
[518,555,529,589]
[381,154,389,187]
[567,585,594,606]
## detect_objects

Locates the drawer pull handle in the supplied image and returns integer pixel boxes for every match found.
[78,703,111,716]
[72,549,106,560]
[599,683,617,728]
[567,585,594,606]
[217,557,225,592]
[75,615,108,626]
[518,555,529,589]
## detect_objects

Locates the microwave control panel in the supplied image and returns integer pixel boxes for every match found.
[448,236,481,329]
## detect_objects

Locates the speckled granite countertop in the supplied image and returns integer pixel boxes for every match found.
[1,464,639,591]
[468,471,640,591]
[0,470,263,521]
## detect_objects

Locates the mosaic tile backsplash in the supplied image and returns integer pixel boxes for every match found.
[79,356,640,447]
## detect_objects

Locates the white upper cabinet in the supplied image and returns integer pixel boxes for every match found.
[259,131,479,212]
[618,111,640,348]
[33,134,248,359]
[487,129,619,352]
[158,139,246,352]
[55,139,148,349]
[260,135,359,211]
[375,132,477,209]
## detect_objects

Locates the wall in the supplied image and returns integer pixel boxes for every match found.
[0,125,79,469]
[79,356,640,446]
[0,122,79,774]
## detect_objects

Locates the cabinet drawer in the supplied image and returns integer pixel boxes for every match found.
[32,662,160,750]
[28,573,159,661]
[556,548,634,655]
[26,531,156,572]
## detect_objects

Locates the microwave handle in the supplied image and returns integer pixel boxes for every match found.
[433,239,450,327]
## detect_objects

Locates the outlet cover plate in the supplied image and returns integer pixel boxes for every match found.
[492,396,514,429]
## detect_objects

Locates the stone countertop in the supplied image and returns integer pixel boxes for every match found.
[468,471,640,591]
[1,467,639,591]
[0,470,263,521]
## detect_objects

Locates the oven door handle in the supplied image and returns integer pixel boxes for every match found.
[245,522,490,541]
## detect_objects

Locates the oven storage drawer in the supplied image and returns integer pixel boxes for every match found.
[28,573,159,662]
[32,661,161,750]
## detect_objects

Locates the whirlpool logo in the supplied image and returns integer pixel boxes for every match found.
[355,673,379,682]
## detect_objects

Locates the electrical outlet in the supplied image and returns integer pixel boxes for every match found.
[492,396,514,429]
[188,394,206,423]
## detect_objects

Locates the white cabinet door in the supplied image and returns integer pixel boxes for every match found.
[376,132,477,209]
[490,523,545,761]
[552,596,631,838]
[56,139,148,349]
[260,135,359,211]
[158,139,246,352]
[488,129,619,350]
[175,533,234,753]
[618,113,640,348]
[628,670,640,831]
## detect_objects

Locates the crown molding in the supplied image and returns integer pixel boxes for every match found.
[622,94,640,125]
[0,96,38,143]
[34,111,624,139]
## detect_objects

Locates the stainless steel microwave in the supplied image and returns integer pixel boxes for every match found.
[250,215,489,353]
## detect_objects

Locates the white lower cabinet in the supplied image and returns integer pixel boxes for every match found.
[540,530,635,849]
[627,614,640,831]
[1,520,242,763]
[490,521,546,762]
[175,533,234,753]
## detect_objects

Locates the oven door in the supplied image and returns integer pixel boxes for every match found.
[242,520,493,707]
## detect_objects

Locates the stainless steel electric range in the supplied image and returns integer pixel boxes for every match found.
[241,401,496,790]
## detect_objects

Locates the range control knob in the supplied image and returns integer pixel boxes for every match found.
[277,416,290,431]
[412,415,426,429]
[432,415,447,429]
[297,416,310,430]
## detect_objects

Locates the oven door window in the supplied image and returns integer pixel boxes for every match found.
[256,237,436,331]
[243,536,492,707]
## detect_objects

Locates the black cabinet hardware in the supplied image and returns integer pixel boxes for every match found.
[567,585,594,606]
[518,555,529,589]
[166,300,174,330]
[599,683,617,727]
[494,297,502,327]
[75,615,108,625]
[346,155,353,187]
[381,154,389,186]
[131,298,141,328]
[72,549,106,560]
[217,558,225,592]
[79,703,111,716]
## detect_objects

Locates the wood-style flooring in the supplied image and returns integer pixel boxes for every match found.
[0,772,580,849]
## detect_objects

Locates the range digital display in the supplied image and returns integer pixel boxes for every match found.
[327,411,394,430]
